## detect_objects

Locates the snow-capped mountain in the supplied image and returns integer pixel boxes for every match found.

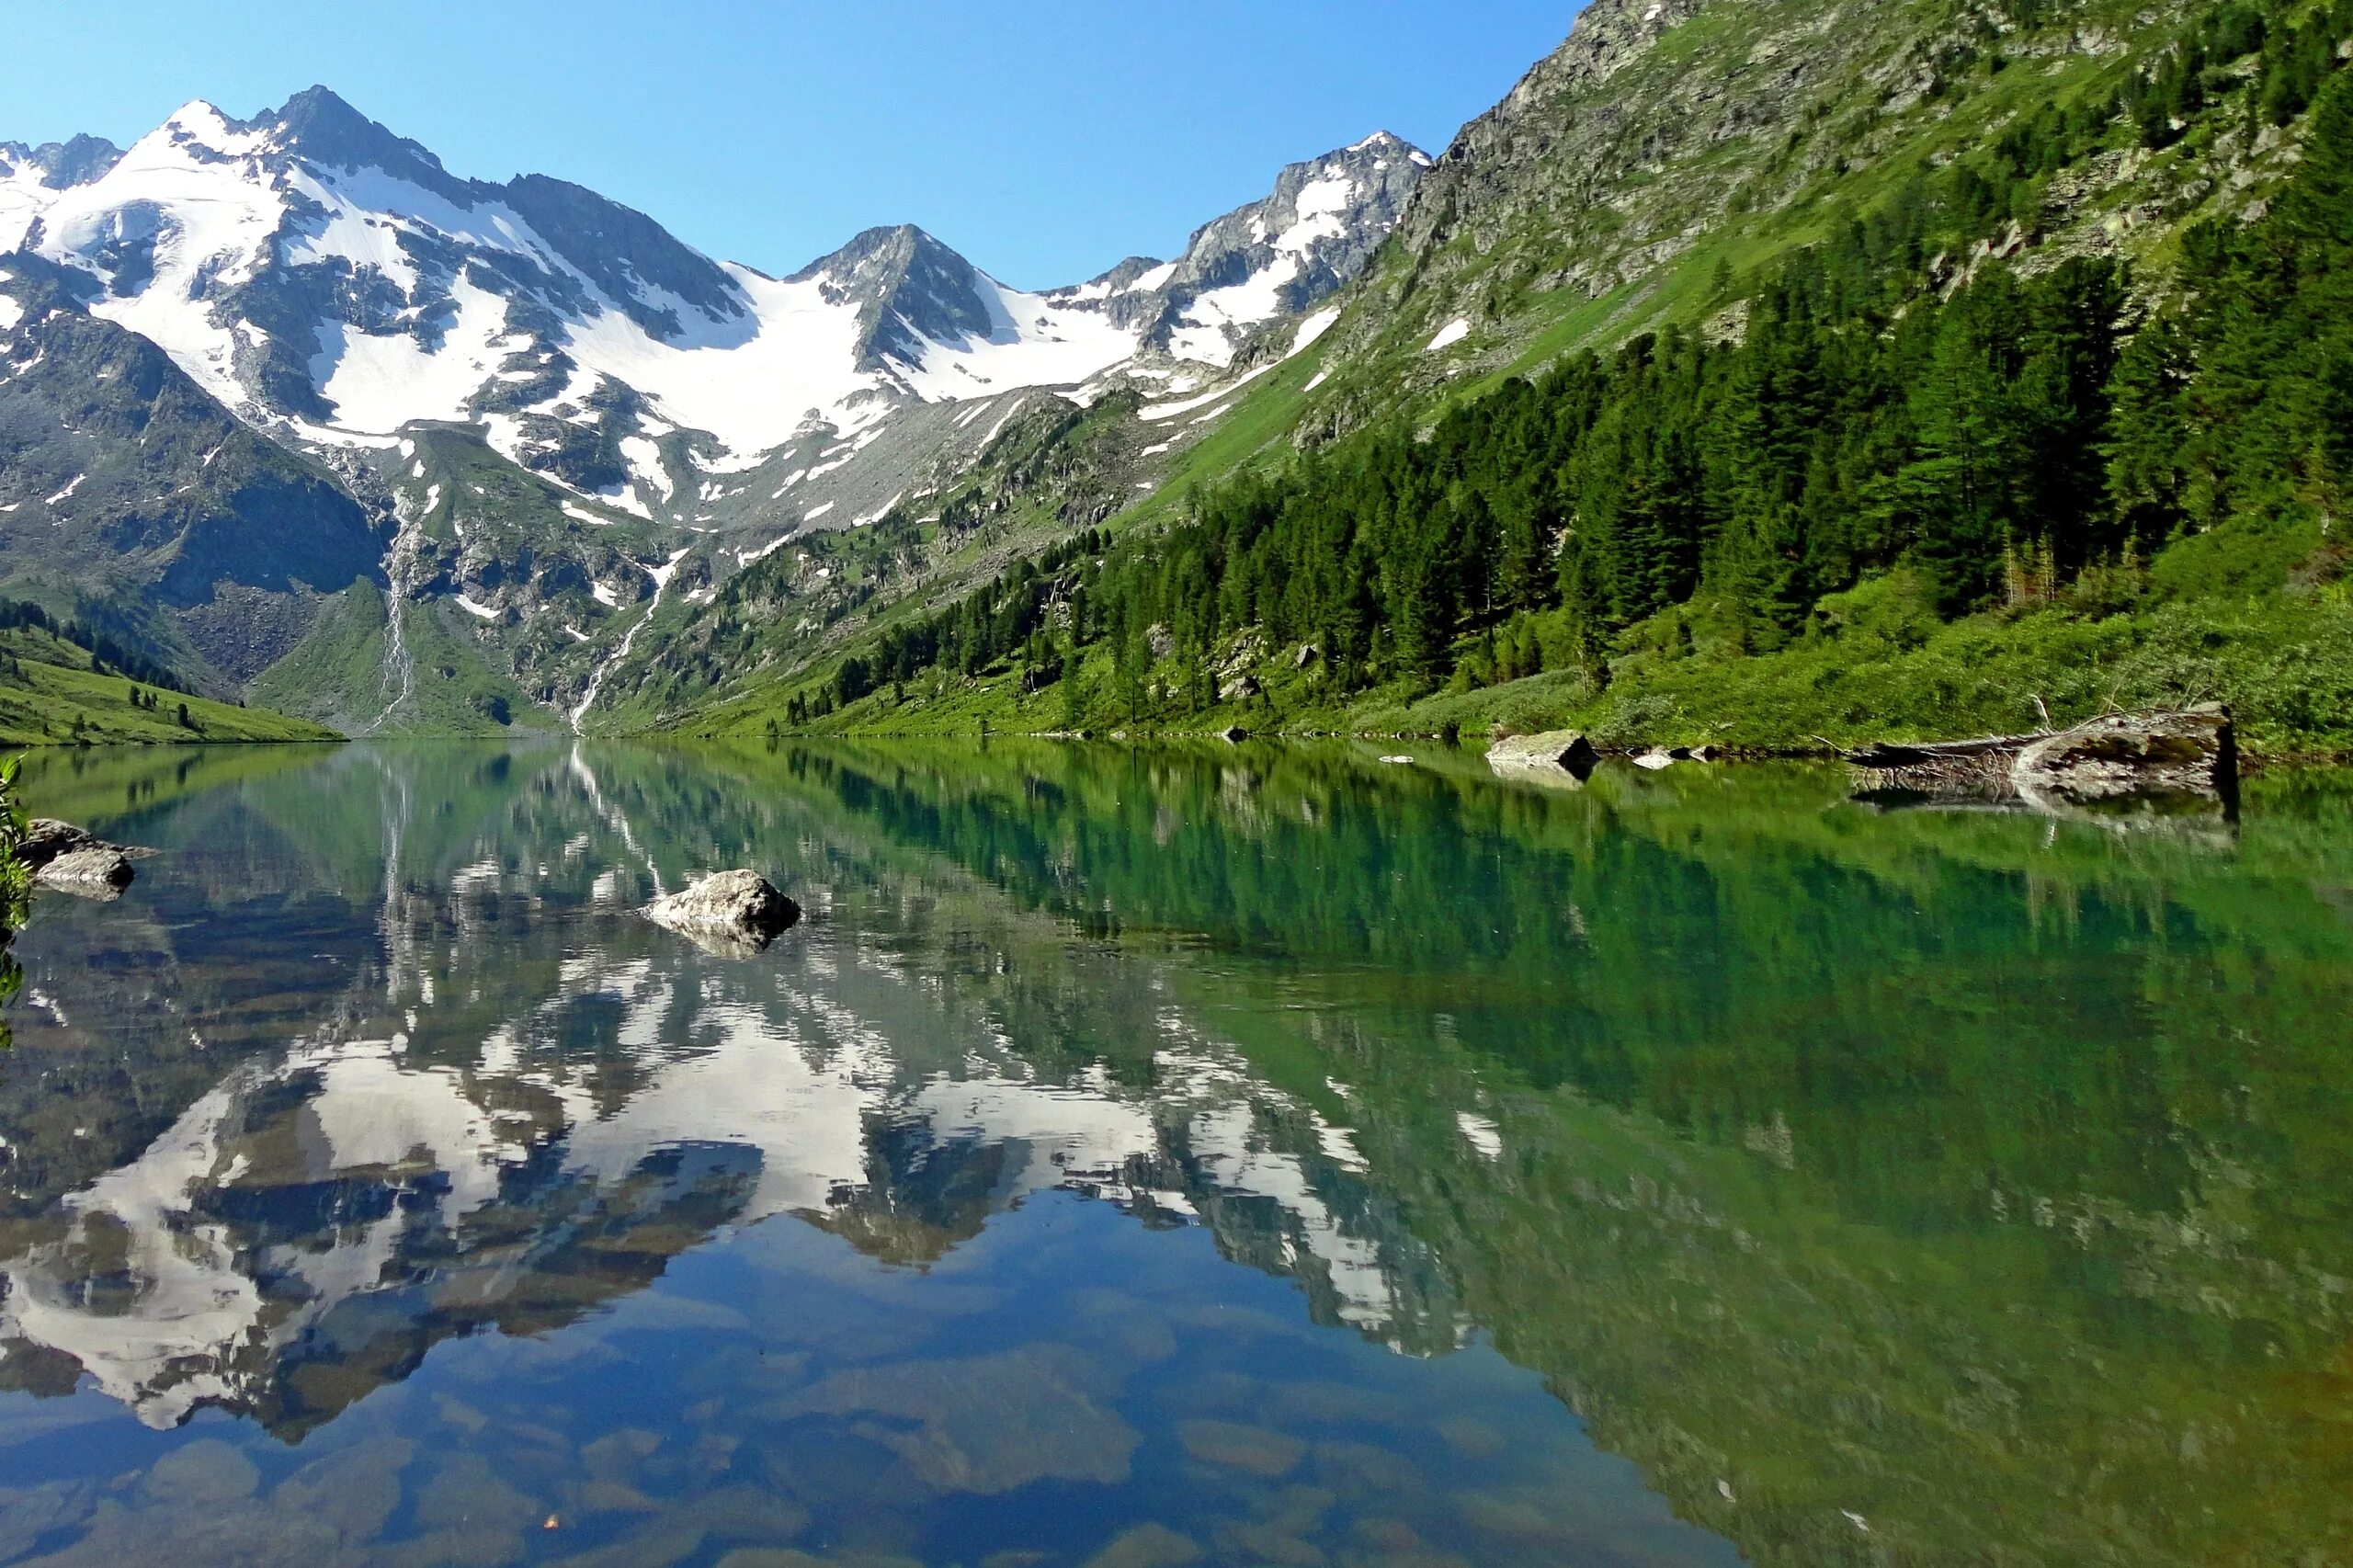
[1049,132,1430,367]
[0,86,1423,728]
[0,89,1423,486]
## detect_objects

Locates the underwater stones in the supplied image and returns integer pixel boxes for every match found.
[1081,1524,1204,1568]
[142,1440,260,1507]
[1176,1418,1307,1477]
[272,1437,412,1542]
[771,1348,1138,1495]
[643,871,801,954]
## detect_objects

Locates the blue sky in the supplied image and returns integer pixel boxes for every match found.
[4,1,1578,288]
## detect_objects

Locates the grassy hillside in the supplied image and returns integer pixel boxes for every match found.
[654,0,2353,760]
[247,582,561,738]
[0,624,340,746]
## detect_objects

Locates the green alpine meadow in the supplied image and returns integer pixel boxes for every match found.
[2,3,2351,1564]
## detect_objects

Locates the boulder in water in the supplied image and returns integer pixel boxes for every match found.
[644,871,801,954]
[1486,731,1599,779]
[22,819,153,898]
[34,846,137,898]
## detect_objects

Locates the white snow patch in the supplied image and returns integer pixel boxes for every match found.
[313,275,511,433]
[620,436,673,502]
[1456,1111,1504,1161]
[643,547,692,592]
[802,501,837,523]
[562,501,614,528]
[1290,305,1343,355]
[42,474,85,506]
[1142,362,1274,422]
[1427,319,1472,354]
[453,595,497,620]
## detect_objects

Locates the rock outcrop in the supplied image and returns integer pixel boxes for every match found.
[1487,731,1600,780]
[22,819,153,898]
[1848,707,2238,812]
[2013,706,2237,809]
[32,847,137,898]
[643,871,801,955]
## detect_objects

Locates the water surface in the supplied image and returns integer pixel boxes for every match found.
[2,740,2349,1566]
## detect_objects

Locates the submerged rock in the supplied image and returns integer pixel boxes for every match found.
[1486,730,1599,779]
[644,871,801,955]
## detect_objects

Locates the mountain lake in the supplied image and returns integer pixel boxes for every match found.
[0,738,2347,1566]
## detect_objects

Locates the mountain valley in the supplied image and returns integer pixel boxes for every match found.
[4,0,2352,755]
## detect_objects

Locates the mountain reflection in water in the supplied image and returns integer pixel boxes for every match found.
[0,738,2348,1567]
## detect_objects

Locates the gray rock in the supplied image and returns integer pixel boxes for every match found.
[34,846,137,897]
[23,819,156,895]
[1485,730,1599,778]
[21,818,99,869]
[644,871,801,954]
[1633,750,1677,771]
[2013,705,2236,806]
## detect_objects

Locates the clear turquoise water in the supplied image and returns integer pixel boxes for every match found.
[1,739,2348,1566]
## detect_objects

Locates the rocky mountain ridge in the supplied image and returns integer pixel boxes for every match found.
[0,87,1425,727]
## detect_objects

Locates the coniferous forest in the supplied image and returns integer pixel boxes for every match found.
[771,6,2353,751]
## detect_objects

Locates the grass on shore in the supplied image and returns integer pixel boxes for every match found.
[0,626,341,747]
[690,570,2353,764]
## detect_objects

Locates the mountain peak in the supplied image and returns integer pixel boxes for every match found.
[1345,130,1432,167]
[259,85,463,192]
[789,224,1001,373]
[4,132,123,190]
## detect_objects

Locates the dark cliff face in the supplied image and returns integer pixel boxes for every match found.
[790,224,1006,371]
[0,132,125,190]
[0,257,382,689]
[260,87,750,339]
